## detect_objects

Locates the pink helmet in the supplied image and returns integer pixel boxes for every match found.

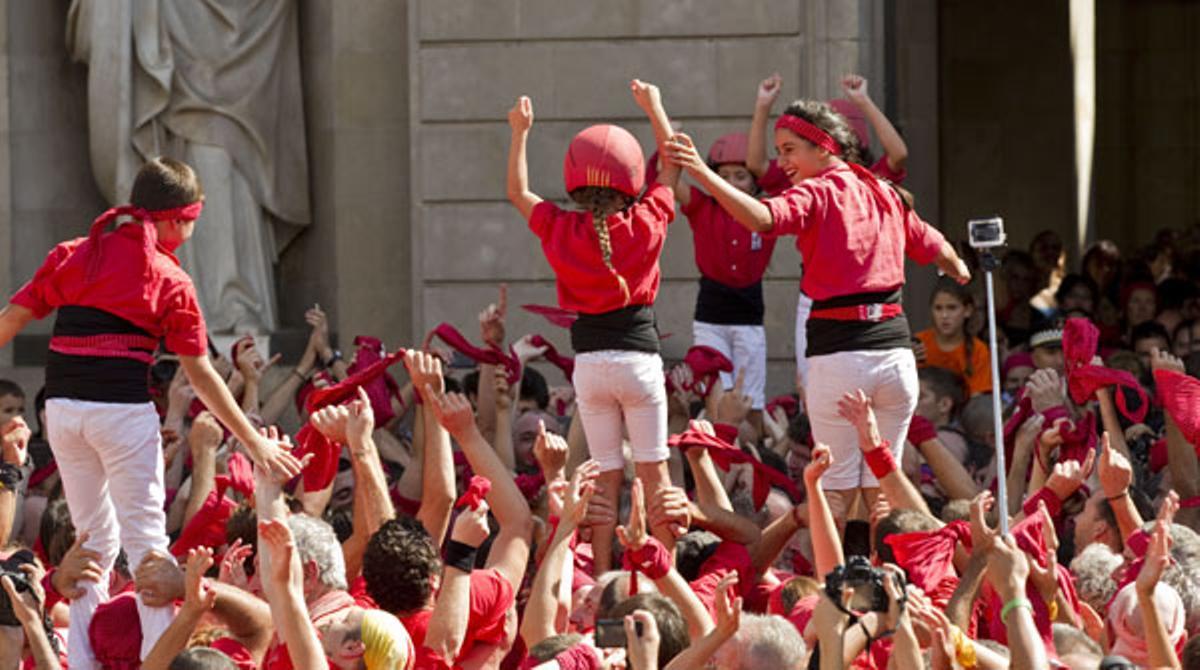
[826,99,870,149]
[563,124,646,197]
[707,132,749,166]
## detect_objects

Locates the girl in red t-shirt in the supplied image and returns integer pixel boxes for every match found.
[505,80,679,573]
[913,277,992,397]
[663,99,969,523]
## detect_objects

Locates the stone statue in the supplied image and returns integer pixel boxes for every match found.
[66,0,311,334]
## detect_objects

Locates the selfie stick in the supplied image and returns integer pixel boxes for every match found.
[971,217,1009,535]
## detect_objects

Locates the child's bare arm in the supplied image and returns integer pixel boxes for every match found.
[842,75,907,172]
[747,73,782,177]
[506,96,543,220]
[631,79,681,189]
[664,134,772,232]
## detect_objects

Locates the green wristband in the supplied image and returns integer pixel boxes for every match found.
[1000,597,1032,624]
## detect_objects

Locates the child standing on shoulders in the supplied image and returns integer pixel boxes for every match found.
[506,79,680,573]
[673,126,777,436]
[664,98,969,526]
[913,276,992,397]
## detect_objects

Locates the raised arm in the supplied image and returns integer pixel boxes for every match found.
[664,134,773,233]
[427,388,533,591]
[1137,520,1183,670]
[506,96,543,220]
[260,306,323,426]
[180,354,304,483]
[630,79,680,190]
[804,444,844,579]
[838,390,931,516]
[259,519,327,670]
[1097,432,1145,543]
[841,75,907,172]
[142,548,220,670]
[0,304,35,350]
[747,73,782,177]
[425,500,492,662]
[406,351,455,544]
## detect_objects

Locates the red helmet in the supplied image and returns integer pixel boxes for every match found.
[563,124,645,197]
[707,132,749,166]
[826,99,870,149]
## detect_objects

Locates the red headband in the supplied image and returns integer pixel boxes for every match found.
[774,115,842,156]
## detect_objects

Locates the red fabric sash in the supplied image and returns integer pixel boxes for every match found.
[665,345,733,398]
[1154,369,1200,452]
[522,304,579,329]
[426,323,520,384]
[529,334,575,381]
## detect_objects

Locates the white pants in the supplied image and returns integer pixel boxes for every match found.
[803,349,918,490]
[46,399,176,669]
[573,351,669,472]
[692,321,767,410]
[795,293,813,388]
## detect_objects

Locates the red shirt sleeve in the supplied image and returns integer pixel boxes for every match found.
[210,638,257,670]
[528,200,563,240]
[681,186,713,221]
[757,160,793,196]
[161,282,208,356]
[901,209,946,266]
[634,183,676,230]
[870,156,907,184]
[464,568,516,650]
[763,183,820,237]
[10,240,82,319]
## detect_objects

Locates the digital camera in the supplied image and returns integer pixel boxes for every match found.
[967,217,1006,250]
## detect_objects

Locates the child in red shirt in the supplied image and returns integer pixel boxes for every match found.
[506,80,679,573]
[0,158,303,668]
[913,277,993,397]
[746,74,912,396]
[675,131,777,434]
[663,100,969,523]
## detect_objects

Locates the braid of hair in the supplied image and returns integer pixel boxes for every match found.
[591,211,630,306]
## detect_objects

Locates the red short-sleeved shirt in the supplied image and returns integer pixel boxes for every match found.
[759,157,905,197]
[10,222,206,356]
[402,569,515,660]
[689,542,754,617]
[683,187,777,288]
[528,184,674,314]
[762,163,945,302]
[210,638,258,670]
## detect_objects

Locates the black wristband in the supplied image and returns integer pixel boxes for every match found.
[0,462,22,490]
[444,540,477,573]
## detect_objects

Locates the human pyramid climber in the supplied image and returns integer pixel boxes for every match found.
[0,71,1198,670]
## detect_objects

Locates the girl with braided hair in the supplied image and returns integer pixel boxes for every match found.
[506,80,679,573]
[663,98,971,526]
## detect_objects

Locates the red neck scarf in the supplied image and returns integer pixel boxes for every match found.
[85,201,204,278]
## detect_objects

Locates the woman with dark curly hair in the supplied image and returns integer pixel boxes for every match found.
[663,98,969,525]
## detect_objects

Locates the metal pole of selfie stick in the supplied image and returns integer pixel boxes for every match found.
[981,249,1009,535]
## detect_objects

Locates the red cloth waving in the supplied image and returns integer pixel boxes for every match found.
[426,323,520,383]
[668,422,800,506]
[666,346,734,398]
[456,475,492,511]
[1063,317,1148,422]
[884,520,969,608]
[1154,368,1200,451]
[529,334,575,381]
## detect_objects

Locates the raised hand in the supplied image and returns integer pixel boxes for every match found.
[804,443,833,487]
[182,547,218,614]
[1150,347,1186,374]
[493,367,514,414]
[189,410,224,452]
[841,74,869,103]
[756,73,783,109]
[646,485,691,540]
[219,538,254,591]
[250,426,307,484]
[259,519,300,590]
[235,338,280,384]
[1013,414,1046,458]
[1097,432,1132,500]
[630,79,662,113]
[713,573,743,638]
[512,334,549,365]
[305,304,334,363]
[135,551,185,607]
[479,284,508,349]
[624,609,660,670]
[451,499,491,549]
[615,478,649,551]
[533,420,568,478]
[714,371,753,426]
[1136,519,1173,596]
[837,389,881,450]
[968,491,995,556]
[0,416,30,467]
[1045,447,1096,501]
[404,349,445,398]
[1026,369,1065,413]
[1026,501,1060,602]
[508,97,533,133]
[559,460,600,528]
[425,387,477,438]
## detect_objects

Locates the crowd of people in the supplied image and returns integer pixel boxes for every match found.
[0,70,1198,670]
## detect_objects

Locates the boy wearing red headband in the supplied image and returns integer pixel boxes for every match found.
[0,158,303,668]
[672,129,776,435]
[506,80,678,573]
[664,101,969,523]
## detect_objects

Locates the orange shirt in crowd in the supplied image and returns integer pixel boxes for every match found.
[914,328,992,396]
